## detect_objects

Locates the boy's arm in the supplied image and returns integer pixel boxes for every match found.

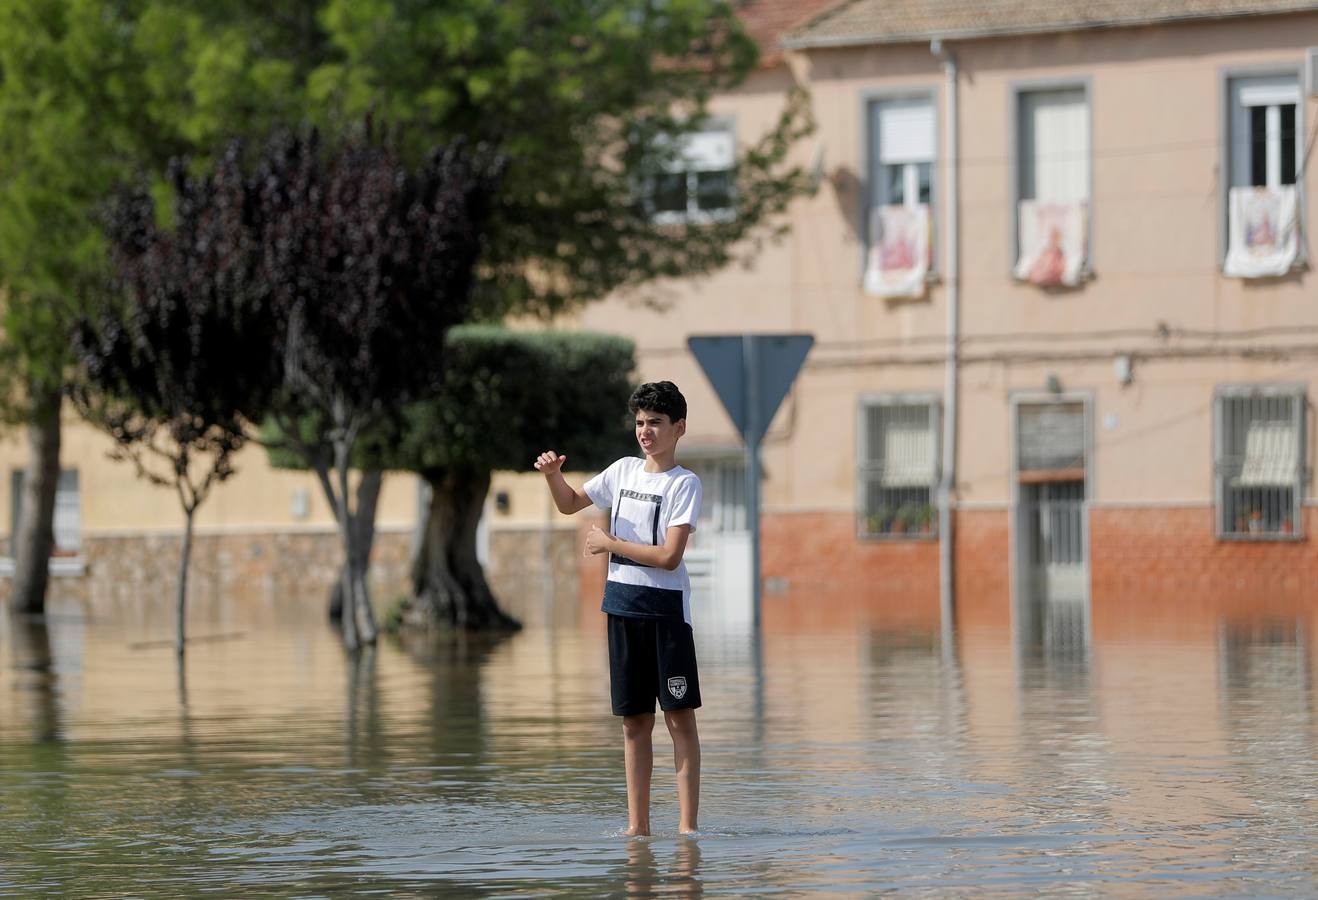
[586,523,691,571]
[535,450,593,515]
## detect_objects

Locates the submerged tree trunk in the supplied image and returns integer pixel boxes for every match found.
[328,470,382,623]
[407,468,520,631]
[322,425,379,650]
[176,506,195,656]
[12,385,62,616]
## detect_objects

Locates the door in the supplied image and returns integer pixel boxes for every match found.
[1015,401,1089,658]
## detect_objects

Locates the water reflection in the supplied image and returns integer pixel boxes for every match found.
[1,591,1316,896]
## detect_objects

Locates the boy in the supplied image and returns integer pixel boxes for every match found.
[534,381,703,836]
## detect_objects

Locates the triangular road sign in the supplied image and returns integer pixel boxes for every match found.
[688,334,814,446]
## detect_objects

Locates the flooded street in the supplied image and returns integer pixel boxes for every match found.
[2,593,1316,896]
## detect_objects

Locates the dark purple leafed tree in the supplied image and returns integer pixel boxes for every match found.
[75,129,502,652]
[253,130,503,650]
[71,150,281,656]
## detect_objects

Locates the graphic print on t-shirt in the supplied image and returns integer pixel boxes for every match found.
[611,488,662,567]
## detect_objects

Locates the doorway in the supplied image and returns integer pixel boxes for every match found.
[1013,398,1090,660]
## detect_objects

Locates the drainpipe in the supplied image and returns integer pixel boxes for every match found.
[932,38,959,647]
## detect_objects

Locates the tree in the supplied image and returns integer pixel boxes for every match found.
[380,326,636,629]
[141,0,813,318]
[251,129,504,649]
[0,1,187,614]
[68,152,281,655]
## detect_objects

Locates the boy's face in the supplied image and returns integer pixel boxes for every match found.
[634,407,685,457]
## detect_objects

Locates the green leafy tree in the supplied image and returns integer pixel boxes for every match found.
[0,1,180,614]
[384,327,636,630]
[266,327,636,630]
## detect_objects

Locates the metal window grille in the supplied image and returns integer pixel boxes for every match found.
[1215,387,1305,538]
[859,400,940,538]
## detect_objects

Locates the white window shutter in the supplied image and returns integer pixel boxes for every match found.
[877,99,935,165]
[682,130,734,172]
[1022,89,1088,203]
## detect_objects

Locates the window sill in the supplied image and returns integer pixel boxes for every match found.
[0,557,87,577]
[858,531,938,542]
[1216,533,1304,543]
[1011,266,1095,289]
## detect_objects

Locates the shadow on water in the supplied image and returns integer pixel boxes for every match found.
[8,614,60,745]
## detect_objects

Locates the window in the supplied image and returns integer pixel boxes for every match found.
[648,123,736,224]
[1014,86,1090,286]
[10,469,81,557]
[1222,74,1303,277]
[869,96,934,211]
[863,95,936,297]
[858,398,940,538]
[1215,387,1305,539]
[1230,76,1300,189]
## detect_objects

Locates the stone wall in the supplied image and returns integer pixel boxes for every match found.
[0,530,414,627]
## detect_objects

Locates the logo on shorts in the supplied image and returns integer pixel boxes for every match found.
[667,676,688,700]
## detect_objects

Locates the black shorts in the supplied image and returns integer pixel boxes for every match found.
[607,614,702,716]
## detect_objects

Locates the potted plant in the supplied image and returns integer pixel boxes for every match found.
[918,504,935,534]
[890,506,908,535]
[1248,509,1264,534]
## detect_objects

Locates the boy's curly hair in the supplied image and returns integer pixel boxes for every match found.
[628,381,687,422]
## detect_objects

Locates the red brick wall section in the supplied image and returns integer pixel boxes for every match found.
[761,511,939,631]
[953,508,1012,631]
[1089,506,1318,639]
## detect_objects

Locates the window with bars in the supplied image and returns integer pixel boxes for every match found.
[1215,387,1306,539]
[647,124,736,224]
[858,398,940,538]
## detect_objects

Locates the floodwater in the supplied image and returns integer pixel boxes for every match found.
[1,590,1316,897]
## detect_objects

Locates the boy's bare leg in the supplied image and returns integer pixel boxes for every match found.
[664,709,701,833]
[622,713,655,836]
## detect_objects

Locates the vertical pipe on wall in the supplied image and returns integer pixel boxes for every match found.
[932,39,959,647]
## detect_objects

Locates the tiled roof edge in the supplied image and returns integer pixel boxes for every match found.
[782,6,1317,50]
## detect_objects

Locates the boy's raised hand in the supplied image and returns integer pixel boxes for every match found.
[534,450,567,474]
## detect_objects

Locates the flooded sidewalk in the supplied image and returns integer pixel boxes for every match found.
[1,591,1315,896]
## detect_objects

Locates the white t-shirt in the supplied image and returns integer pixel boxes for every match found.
[584,456,702,624]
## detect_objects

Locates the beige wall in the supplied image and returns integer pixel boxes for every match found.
[503,12,1318,525]
[0,413,422,548]
[6,13,1317,544]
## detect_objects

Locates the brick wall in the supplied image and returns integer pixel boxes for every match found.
[760,511,941,631]
[1089,506,1318,639]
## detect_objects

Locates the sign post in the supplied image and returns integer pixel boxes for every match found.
[688,334,814,630]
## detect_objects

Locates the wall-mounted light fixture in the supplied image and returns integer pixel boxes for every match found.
[1114,354,1134,386]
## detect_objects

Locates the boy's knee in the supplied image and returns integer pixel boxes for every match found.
[622,713,655,739]
[664,709,697,737]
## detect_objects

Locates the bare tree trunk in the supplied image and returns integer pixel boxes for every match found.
[176,506,195,656]
[328,470,382,622]
[12,384,62,616]
[333,450,360,651]
[407,468,520,631]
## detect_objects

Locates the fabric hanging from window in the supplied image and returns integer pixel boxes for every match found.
[864,204,929,297]
[1014,200,1087,287]
[1224,185,1298,278]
